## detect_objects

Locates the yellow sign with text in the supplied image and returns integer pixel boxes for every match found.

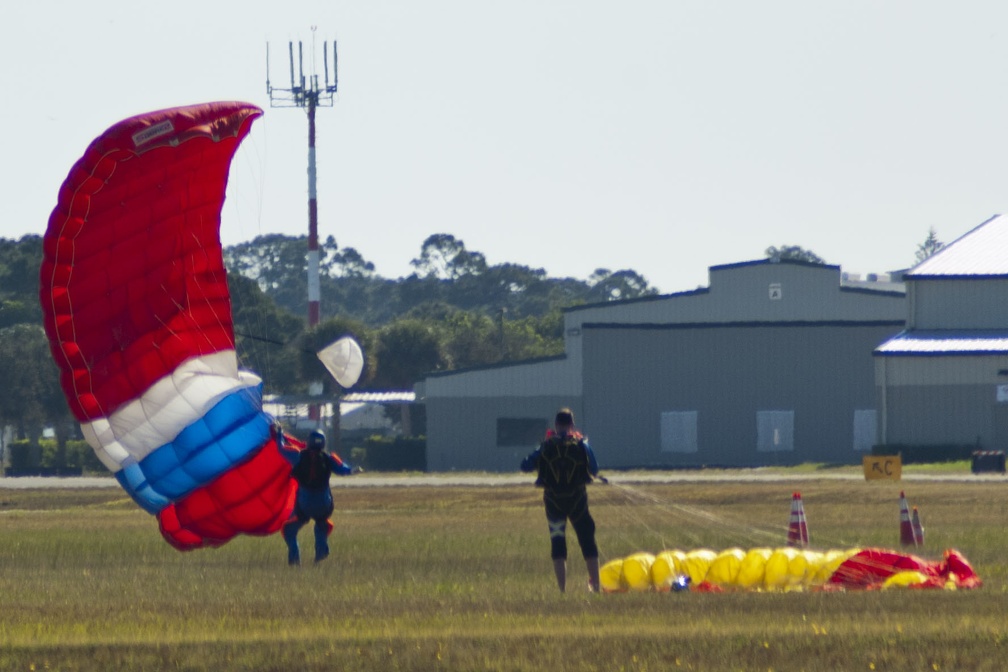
[863,455,902,481]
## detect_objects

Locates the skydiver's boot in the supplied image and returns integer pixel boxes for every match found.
[553,559,567,593]
[282,520,302,566]
[313,519,332,564]
[586,556,601,593]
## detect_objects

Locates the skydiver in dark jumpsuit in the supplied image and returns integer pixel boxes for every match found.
[521,408,602,592]
[274,424,358,565]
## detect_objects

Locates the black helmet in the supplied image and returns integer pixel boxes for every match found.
[307,431,326,451]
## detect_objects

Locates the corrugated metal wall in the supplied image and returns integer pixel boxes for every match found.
[581,322,903,467]
[565,262,904,328]
[875,354,1008,448]
[910,278,1008,329]
[880,384,994,446]
[422,357,579,397]
[420,260,907,471]
[425,395,581,471]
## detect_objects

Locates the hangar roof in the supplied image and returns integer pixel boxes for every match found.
[875,329,1008,355]
[908,214,1008,278]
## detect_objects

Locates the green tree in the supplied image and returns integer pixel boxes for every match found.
[586,268,657,303]
[440,311,504,369]
[372,319,445,388]
[228,274,304,394]
[0,324,70,443]
[0,235,44,327]
[500,312,564,361]
[411,234,487,280]
[915,227,945,264]
[330,246,377,278]
[765,245,826,264]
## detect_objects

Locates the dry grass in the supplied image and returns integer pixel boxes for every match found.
[0,476,1006,671]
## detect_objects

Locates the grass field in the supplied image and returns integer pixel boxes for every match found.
[1,469,1007,671]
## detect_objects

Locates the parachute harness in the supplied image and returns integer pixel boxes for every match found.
[537,435,591,490]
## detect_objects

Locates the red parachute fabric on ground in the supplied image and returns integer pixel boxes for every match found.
[828,548,981,590]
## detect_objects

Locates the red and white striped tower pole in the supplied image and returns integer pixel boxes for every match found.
[267,33,336,329]
[267,33,338,425]
[306,96,320,328]
[305,97,322,422]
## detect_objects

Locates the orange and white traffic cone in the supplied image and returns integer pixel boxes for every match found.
[786,492,809,547]
[899,491,917,547]
[911,506,924,547]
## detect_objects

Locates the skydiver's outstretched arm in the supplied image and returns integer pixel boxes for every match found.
[583,441,600,477]
[520,446,542,473]
[271,422,301,467]
[326,452,356,476]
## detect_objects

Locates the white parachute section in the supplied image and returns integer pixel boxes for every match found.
[317,336,365,388]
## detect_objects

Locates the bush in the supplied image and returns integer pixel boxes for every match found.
[357,435,426,472]
[5,439,98,476]
[872,443,977,464]
[72,440,105,473]
[8,440,40,472]
[41,439,83,476]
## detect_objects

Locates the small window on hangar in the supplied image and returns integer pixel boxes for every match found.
[497,417,549,447]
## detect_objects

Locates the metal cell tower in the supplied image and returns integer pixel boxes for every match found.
[266,30,338,328]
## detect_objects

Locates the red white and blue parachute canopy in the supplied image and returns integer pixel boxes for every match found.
[40,102,297,550]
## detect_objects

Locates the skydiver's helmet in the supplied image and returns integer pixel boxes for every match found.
[307,431,326,451]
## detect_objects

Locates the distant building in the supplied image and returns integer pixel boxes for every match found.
[264,390,417,444]
[875,214,1008,449]
[418,259,906,470]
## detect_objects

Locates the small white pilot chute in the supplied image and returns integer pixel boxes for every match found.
[317,336,364,388]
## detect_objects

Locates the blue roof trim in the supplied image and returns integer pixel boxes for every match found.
[874,350,1008,357]
[902,274,1008,280]
[709,258,840,272]
[874,329,1008,356]
[563,287,709,313]
[422,354,568,379]
[582,320,905,331]
[838,285,906,297]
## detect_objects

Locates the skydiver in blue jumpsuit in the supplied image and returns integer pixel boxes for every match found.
[273,423,358,565]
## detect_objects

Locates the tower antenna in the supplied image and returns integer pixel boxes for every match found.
[266,27,338,328]
[266,28,339,425]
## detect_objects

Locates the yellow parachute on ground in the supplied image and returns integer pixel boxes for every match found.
[598,547,981,592]
[650,550,686,590]
[621,553,655,591]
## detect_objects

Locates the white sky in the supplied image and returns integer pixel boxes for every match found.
[3,1,1007,293]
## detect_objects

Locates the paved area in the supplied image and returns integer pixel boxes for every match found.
[1,469,1005,489]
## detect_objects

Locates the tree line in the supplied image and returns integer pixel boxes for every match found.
[0,227,946,443]
[0,232,657,442]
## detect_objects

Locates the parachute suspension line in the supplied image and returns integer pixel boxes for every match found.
[592,482,675,562]
[249,113,267,236]
[604,481,879,554]
[599,481,707,554]
[600,481,784,554]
